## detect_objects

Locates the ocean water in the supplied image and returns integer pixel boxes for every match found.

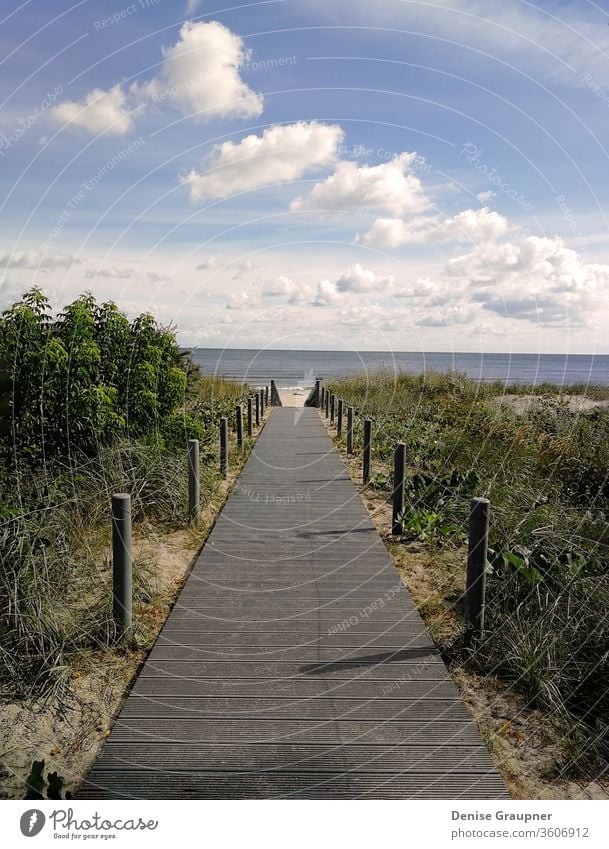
[189,349,609,389]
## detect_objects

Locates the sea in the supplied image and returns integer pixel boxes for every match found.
[188,349,609,390]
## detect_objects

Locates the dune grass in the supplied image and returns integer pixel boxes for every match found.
[326,369,609,776]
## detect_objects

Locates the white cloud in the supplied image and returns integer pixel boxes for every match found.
[184,0,202,13]
[226,291,260,310]
[232,259,256,279]
[0,279,31,309]
[335,262,395,293]
[477,190,495,204]
[415,305,476,327]
[135,21,263,120]
[357,217,423,248]
[433,208,509,243]
[445,235,609,324]
[291,153,427,216]
[181,121,343,202]
[196,255,227,270]
[53,86,135,136]
[146,271,172,284]
[299,1,609,88]
[85,265,134,279]
[359,207,508,247]
[313,279,339,306]
[0,250,80,270]
[53,22,262,135]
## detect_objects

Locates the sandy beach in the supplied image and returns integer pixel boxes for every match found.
[278,389,307,407]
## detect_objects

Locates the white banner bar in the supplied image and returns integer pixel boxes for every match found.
[1,799,606,848]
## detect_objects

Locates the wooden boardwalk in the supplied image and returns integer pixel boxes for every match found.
[80,407,507,799]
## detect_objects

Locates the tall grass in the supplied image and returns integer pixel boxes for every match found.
[328,369,609,773]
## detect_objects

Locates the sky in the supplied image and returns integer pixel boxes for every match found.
[1,0,609,353]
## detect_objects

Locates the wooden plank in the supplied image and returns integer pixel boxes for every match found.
[81,407,507,800]
[118,695,469,719]
[79,771,508,800]
[94,743,494,772]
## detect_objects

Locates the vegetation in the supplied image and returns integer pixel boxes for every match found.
[326,369,609,776]
[0,289,249,698]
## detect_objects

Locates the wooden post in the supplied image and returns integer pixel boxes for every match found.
[188,439,200,526]
[260,388,265,417]
[255,392,260,426]
[270,379,281,406]
[337,398,343,437]
[324,390,330,418]
[112,493,132,636]
[247,397,253,436]
[236,404,243,450]
[321,386,325,408]
[392,442,406,535]
[363,418,372,484]
[315,379,321,408]
[265,385,269,406]
[330,394,335,424]
[220,417,228,478]
[346,406,353,454]
[465,497,490,646]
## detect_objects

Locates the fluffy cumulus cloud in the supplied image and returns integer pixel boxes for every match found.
[359,207,508,247]
[53,86,135,136]
[226,263,398,312]
[0,250,80,270]
[445,235,609,324]
[181,122,344,202]
[335,263,395,293]
[134,21,263,120]
[290,153,427,216]
[53,22,262,135]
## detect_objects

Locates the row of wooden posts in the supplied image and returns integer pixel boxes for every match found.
[315,380,489,647]
[110,379,281,637]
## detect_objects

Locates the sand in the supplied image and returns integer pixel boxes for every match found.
[278,389,307,407]
[495,394,609,416]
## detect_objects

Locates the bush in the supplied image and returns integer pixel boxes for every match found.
[0,289,186,464]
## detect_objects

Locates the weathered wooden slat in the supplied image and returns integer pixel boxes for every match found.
[81,407,507,800]
[79,771,508,800]
[95,743,493,772]
[118,693,468,718]
[106,718,483,745]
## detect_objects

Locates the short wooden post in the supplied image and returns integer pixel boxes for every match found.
[324,390,330,418]
[270,379,281,406]
[321,386,325,408]
[247,397,253,436]
[363,418,372,484]
[260,388,265,417]
[464,497,490,647]
[220,417,228,478]
[255,392,260,426]
[330,394,335,424]
[112,493,132,636]
[346,406,353,454]
[188,439,200,525]
[315,379,321,408]
[391,442,406,535]
[337,398,343,437]
[236,404,243,450]
[265,385,269,406]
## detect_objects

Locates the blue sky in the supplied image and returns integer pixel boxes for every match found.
[1,0,609,352]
